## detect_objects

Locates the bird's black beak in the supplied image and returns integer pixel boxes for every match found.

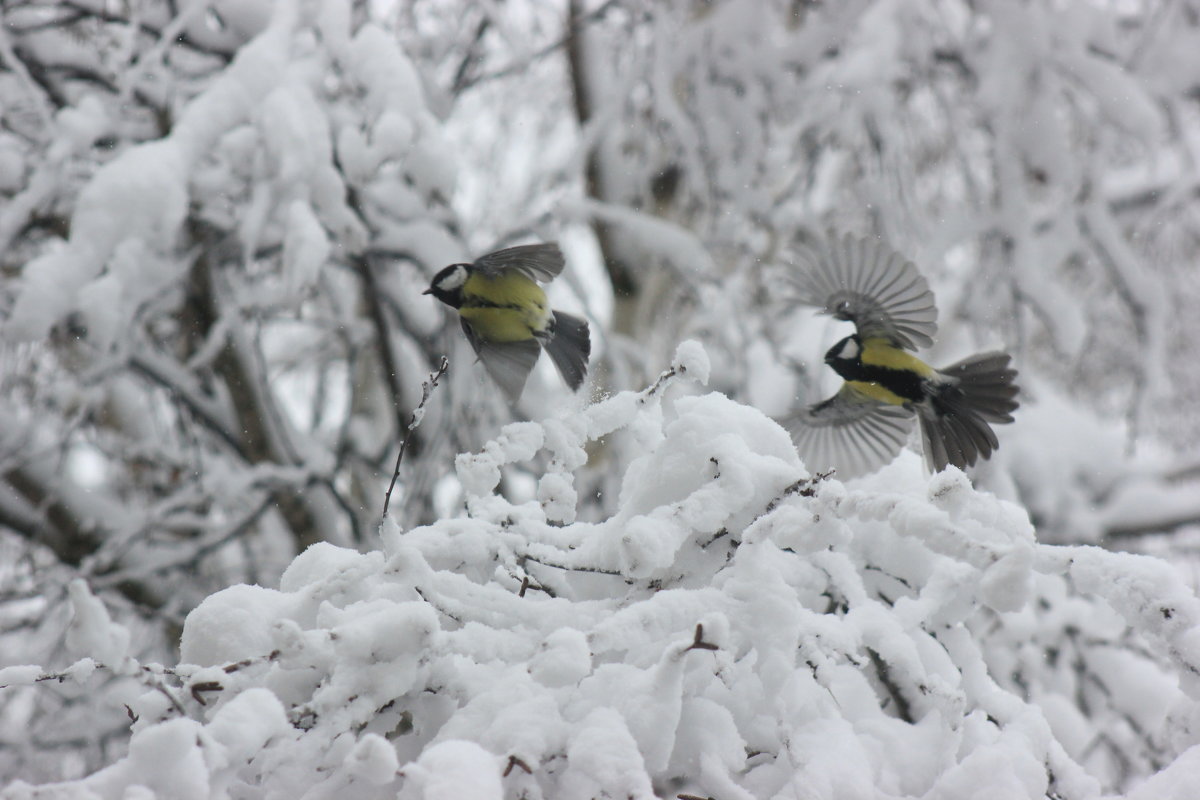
[422,288,433,295]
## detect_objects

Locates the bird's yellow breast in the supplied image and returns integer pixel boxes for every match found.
[859,338,936,376]
[460,272,551,342]
[845,380,910,406]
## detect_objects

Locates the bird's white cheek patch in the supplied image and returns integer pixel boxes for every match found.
[437,266,469,291]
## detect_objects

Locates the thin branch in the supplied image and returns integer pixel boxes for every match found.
[54,0,239,61]
[519,551,623,577]
[0,26,56,127]
[450,15,491,95]
[1105,511,1200,540]
[383,357,450,518]
[639,363,682,401]
[90,495,275,589]
[455,0,620,93]
[127,351,246,459]
[763,470,835,515]
[352,251,412,437]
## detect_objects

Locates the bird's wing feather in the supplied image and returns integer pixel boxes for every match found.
[791,231,938,349]
[460,318,540,401]
[784,383,916,478]
[472,243,565,283]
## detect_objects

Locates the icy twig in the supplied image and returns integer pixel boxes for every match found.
[383,357,449,518]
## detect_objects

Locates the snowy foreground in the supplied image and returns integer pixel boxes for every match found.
[4,344,1200,799]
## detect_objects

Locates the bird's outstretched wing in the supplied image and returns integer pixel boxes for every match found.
[472,243,565,283]
[791,231,938,350]
[784,384,916,478]
[460,318,541,401]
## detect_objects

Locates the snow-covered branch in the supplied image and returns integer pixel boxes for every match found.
[9,344,1200,798]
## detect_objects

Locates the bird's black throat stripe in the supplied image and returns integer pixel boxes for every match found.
[829,360,926,403]
[463,297,525,312]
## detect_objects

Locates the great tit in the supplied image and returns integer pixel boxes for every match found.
[424,242,591,401]
[785,232,1019,478]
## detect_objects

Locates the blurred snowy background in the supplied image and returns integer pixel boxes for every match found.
[3,0,1200,797]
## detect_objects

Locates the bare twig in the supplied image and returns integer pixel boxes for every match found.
[639,363,685,403]
[142,672,188,718]
[687,623,719,652]
[189,680,223,706]
[518,551,623,577]
[503,755,533,777]
[383,357,450,518]
[763,470,835,515]
[450,15,492,95]
[867,647,914,724]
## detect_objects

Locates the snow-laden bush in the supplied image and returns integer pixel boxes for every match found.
[4,342,1200,799]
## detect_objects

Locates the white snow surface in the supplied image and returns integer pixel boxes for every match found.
[64,580,133,673]
[14,344,1200,799]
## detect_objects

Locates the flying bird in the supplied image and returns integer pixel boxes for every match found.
[424,243,590,401]
[785,232,1019,478]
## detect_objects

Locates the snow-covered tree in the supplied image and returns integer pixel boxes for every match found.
[550,0,1200,539]
[0,0,507,775]
[5,343,1200,798]
[4,0,1200,792]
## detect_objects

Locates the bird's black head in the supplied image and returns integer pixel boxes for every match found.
[424,263,473,308]
[824,334,862,374]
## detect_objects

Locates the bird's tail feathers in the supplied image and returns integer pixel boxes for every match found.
[544,311,591,392]
[940,352,1020,422]
[921,352,1019,472]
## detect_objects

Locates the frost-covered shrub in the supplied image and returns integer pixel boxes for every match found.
[5,344,1200,800]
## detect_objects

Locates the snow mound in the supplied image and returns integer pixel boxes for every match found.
[15,347,1200,799]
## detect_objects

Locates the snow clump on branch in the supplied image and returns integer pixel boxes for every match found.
[8,342,1200,800]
